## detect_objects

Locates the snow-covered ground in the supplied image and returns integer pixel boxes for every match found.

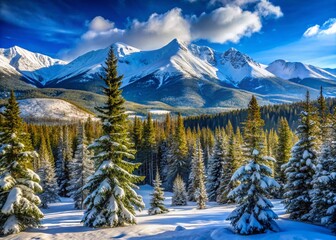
[15,98,94,121]
[5,185,334,240]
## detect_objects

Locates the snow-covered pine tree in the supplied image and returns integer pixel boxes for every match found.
[187,142,197,201]
[38,134,59,209]
[216,132,240,204]
[148,169,168,215]
[310,108,336,231]
[172,174,187,206]
[194,142,208,209]
[82,47,144,228]
[0,91,43,235]
[67,124,94,209]
[226,95,280,235]
[283,91,319,221]
[206,134,226,202]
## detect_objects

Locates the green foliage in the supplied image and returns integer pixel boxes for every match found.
[0,91,43,235]
[283,91,320,220]
[82,48,144,228]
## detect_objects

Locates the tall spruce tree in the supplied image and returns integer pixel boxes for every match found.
[283,91,319,220]
[226,96,280,235]
[167,113,188,189]
[141,113,156,184]
[82,47,144,228]
[206,134,226,202]
[0,91,43,235]
[194,142,207,209]
[317,86,328,142]
[148,170,168,215]
[216,133,239,204]
[310,108,336,230]
[55,127,64,193]
[275,118,293,195]
[187,143,198,201]
[38,134,59,209]
[68,124,94,209]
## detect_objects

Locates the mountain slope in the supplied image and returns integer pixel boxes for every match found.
[0,46,67,85]
[267,60,336,80]
[18,98,92,121]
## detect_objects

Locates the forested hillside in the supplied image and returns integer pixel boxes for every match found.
[184,97,336,131]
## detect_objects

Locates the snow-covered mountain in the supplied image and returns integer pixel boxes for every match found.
[1,40,335,108]
[48,39,280,88]
[0,46,67,85]
[267,60,336,80]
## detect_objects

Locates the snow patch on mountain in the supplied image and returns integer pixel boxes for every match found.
[13,98,93,121]
[267,60,336,80]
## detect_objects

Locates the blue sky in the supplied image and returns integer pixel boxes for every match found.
[0,0,335,67]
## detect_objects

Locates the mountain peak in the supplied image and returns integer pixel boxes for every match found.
[222,47,257,69]
[162,38,188,52]
[226,47,239,53]
[111,42,140,57]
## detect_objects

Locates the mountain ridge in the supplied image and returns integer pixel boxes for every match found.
[1,39,335,109]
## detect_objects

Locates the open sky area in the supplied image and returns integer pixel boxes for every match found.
[0,0,335,67]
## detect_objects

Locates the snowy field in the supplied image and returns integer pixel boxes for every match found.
[4,185,334,240]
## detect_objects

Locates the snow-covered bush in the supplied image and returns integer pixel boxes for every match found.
[148,170,168,215]
[172,175,187,206]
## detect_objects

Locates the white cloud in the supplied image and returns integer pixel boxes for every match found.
[190,6,261,43]
[303,18,336,37]
[61,1,282,60]
[303,25,320,37]
[256,0,283,18]
[62,8,190,59]
[88,16,114,32]
[320,18,336,35]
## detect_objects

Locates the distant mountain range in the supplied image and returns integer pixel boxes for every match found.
[1,39,335,110]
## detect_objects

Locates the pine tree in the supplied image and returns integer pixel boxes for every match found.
[172,174,187,206]
[194,142,207,209]
[67,124,94,209]
[55,127,65,194]
[142,113,156,184]
[166,113,188,189]
[216,133,239,204]
[206,134,226,202]
[275,118,293,196]
[187,143,198,201]
[317,86,328,142]
[0,91,43,235]
[148,170,168,215]
[82,48,144,228]
[57,126,73,197]
[38,134,59,209]
[226,96,280,235]
[283,91,319,220]
[310,109,336,230]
